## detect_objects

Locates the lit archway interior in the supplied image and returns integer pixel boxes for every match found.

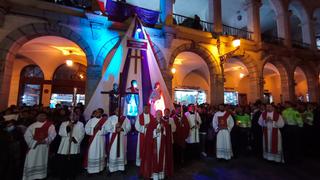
[224,58,249,105]
[172,52,210,105]
[294,67,308,102]
[8,36,87,107]
[263,63,281,103]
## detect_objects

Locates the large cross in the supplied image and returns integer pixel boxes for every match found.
[128,49,143,74]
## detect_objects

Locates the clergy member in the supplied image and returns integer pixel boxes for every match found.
[163,108,176,143]
[106,108,131,173]
[172,106,190,168]
[135,105,155,166]
[23,112,56,180]
[185,104,201,158]
[212,104,234,160]
[84,109,108,174]
[140,110,173,180]
[258,104,285,163]
[57,114,85,180]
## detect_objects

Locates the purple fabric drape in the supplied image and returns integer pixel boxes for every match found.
[106,0,160,26]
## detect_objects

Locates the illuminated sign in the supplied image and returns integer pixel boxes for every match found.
[127,39,148,50]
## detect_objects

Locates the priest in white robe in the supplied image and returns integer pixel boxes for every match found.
[84,110,108,174]
[106,108,131,173]
[258,104,285,163]
[57,115,85,179]
[23,112,56,180]
[185,104,201,144]
[135,105,154,166]
[212,104,234,160]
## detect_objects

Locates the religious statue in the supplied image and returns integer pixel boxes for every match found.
[149,82,165,116]
[109,83,120,115]
[124,80,139,117]
[101,83,119,115]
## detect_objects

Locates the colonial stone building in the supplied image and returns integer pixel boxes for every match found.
[1,0,320,110]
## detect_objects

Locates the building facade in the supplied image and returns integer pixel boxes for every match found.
[0,0,320,110]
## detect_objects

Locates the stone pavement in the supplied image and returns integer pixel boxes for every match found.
[49,156,320,180]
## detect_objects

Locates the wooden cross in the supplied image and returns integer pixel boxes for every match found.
[128,49,143,74]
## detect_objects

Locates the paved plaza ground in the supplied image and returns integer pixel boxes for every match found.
[49,156,320,180]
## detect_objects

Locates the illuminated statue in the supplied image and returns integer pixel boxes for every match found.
[149,82,165,116]
[124,80,139,117]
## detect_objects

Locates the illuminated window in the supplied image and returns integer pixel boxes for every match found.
[50,63,87,108]
[19,65,44,106]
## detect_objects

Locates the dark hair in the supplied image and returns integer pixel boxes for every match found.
[97,108,104,114]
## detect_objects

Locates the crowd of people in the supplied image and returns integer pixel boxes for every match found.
[1,100,320,180]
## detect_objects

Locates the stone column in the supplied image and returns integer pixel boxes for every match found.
[287,72,296,101]
[314,75,320,103]
[248,76,263,103]
[247,0,262,43]
[280,75,290,102]
[276,11,291,47]
[211,74,224,105]
[213,0,222,34]
[307,74,320,103]
[85,65,102,104]
[0,54,13,111]
[160,0,173,25]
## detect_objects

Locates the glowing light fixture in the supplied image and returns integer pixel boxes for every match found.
[136,28,142,33]
[171,67,176,74]
[232,39,241,48]
[66,59,73,66]
[79,74,84,79]
[173,58,183,65]
[240,73,245,78]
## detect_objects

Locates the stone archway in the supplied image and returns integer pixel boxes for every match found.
[168,43,223,105]
[96,36,122,72]
[0,22,95,110]
[292,61,319,102]
[262,55,292,102]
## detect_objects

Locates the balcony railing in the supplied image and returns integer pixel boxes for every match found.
[173,13,213,33]
[173,13,254,41]
[39,0,91,9]
[262,34,284,45]
[222,25,253,40]
[291,40,310,49]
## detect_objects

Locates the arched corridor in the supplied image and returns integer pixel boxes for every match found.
[171,51,210,105]
[7,36,88,107]
[224,58,250,105]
